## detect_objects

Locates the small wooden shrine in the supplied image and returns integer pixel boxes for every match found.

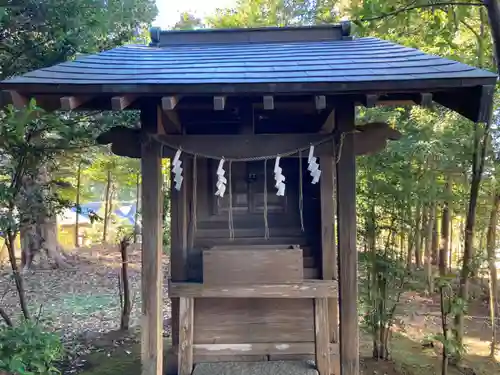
[0,22,496,375]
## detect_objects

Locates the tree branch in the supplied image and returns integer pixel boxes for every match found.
[355,2,484,23]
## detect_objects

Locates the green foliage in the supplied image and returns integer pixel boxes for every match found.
[434,277,467,364]
[0,321,64,375]
[359,250,414,359]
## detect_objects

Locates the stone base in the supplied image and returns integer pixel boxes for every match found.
[192,360,319,375]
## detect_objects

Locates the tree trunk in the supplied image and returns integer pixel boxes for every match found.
[6,231,30,320]
[432,209,439,266]
[486,190,500,357]
[415,201,422,268]
[119,237,132,330]
[41,215,70,268]
[102,169,112,244]
[75,160,82,248]
[439,180,452,275]
[485,0,500,73]
[425,202,436,293]
[454,120,491,360]
[133,173,140,244]
[449,218,454,273]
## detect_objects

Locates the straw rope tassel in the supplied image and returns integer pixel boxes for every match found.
[264,159,270,240]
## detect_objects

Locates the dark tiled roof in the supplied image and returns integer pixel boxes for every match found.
[1,37,496,86]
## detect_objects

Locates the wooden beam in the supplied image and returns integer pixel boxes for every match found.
[315,95,327,110]
[178,297,194,375]
[97,124,400,159]
[214,96,226,111]
[315,298,331,375]
[168,280,338,298]
[140,109,164,375]
[335,100,359,375]
[60,96,91,110]
[263,95,274,110]
[416,93,433,107]
[193,342,339,357]
[320,109,335,133]
[111,95,137,110]
[363,94,378,108]
[162,96,180,111]
[155,133,334,159]
[320,156,338,344]
[2,90,29,108]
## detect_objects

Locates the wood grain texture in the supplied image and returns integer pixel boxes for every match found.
[315,298,331,375]
[178,297,194,375]
[154,133,335,160]
[140,133,163,375]
[193,298,314,344]
[335,101,359,375]
[202,248,304,285]
[169,280,338,298]
[320,156,339,344]
[194,342,339,356]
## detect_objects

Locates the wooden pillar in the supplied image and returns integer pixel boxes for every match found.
[140,118,164,375]
[178,297,194,375]
[314,297,331,375]
[320,153,338,345]
[169,133,189,373]
[335,101,359,375]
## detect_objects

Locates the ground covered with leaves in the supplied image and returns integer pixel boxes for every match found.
[1,246,499,375]
[0,244,171,344]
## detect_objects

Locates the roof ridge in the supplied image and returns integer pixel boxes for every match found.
[149,22,352,47]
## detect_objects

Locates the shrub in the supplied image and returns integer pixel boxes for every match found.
[0,321,64,375]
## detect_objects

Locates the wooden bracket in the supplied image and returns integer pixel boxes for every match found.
[111,95,137,110]
[60,96,92,110]
[162,96,181,111]
[315,95,327,110]
[263,95,274,110]
[2,90,29,108]
[214,96,226,111]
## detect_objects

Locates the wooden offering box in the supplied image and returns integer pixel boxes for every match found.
[169,246,339,375]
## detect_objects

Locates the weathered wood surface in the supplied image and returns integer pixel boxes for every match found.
[320,155,339,344]
[314,298,331,375]
[193,342,339,356]
[140,130,163,375]
[169,280,338,298]
[178,297,194,375]
[194,298,314,344]
[335,101,359,375]
[202,248,304,285]
[95,122,401,159]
